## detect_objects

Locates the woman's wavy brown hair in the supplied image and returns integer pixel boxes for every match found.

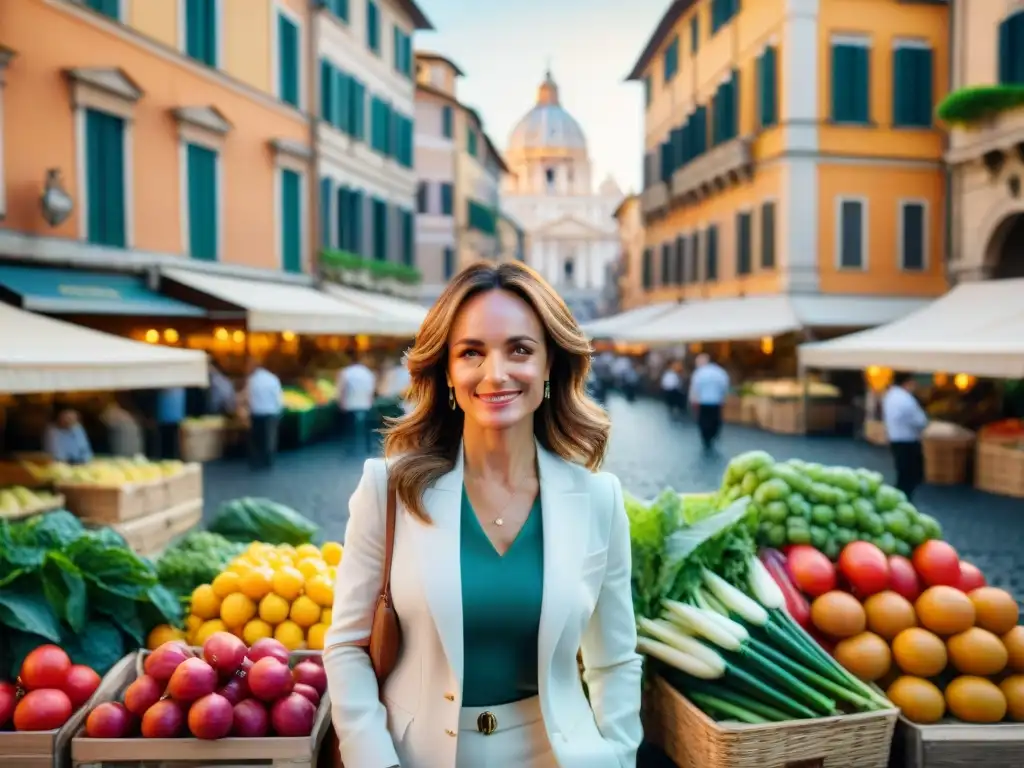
[383,260,609,522]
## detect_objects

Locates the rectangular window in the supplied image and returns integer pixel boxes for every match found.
[467,129,478,156]
[372,198,387,260]
[675,236,685,285]
[187,143,218,260]
[756,46,778,128]
[335,186,348,250]
[348,78,366,139]
[900,201,926,271]
[280,169,302,273]
[831,38,870,124]
[663,37,679,83]
[711,71,738,145]
[319,59,333,124]
[440,183,453,215]
[760,201,776,268]
[444,246,455,279]
[392,27,413,77]
[689,232,700,282]
[319,176,332,248]
[467,201,496,234]
[661,243,672,286]
[370,96,392,154]
[347,188,365,255]
[185,0,217,66]
[893,43,933,127]
[326,0,348,22]
[442,106,454,138]
[642,248,653,289]
[416,182,429,213]
[838,198,866,269]
[395,113,414,167]
[706,225,718,280]
[86,0,120,20]
[736,211,752,275]
[402,209,414,266]
[84,109,126,248]
[277,12,300,107]
[690,15,699,54]
[710,0,738,34]
[999,13,1024,84]
[366,0,380,53]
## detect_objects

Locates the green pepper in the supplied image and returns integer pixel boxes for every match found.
[787,526,812,545]
[876,532,899,556]
[809,525,829,549]
[882,510,911,539]
[834,527,857,546]
[753,478,791,505]
[723,485,743,505]
[769,464,812,494]
[835,503,857,528]
[767,524,787,548]
[896,501,920,523]
[856,468,884,494]
[786,493,811,518]
[811,504,835,526]
[918,513,943,541]
[807,482,840,505]
[852,497,877,519]
[875,484,908,512]
[763,500,789,524]
[822,467,862,494]
[906,523,926,546]
[741,471,761,496]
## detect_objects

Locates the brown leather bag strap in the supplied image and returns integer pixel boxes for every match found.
[381,480,397,599]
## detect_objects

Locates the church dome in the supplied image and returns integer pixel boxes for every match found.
[507,69,587,152]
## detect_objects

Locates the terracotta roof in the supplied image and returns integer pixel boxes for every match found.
[394,0,433,30]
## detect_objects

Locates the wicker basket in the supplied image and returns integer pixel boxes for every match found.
[645,676,898,768]
[922,435,974,485]
[974,438,1024,498]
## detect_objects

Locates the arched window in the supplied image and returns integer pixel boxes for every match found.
[999,11,1024,83]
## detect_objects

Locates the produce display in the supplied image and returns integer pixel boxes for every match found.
[0,511,182,678]
[208,498,319,546]
[83,635,324,740]
[720,451,943,559]
[745,380,841,399]
[156,531,246,597]
[182,415,228,429]
[46,457,189,486]
[0,486,62,518]
[282,390,316,413]
[299,378,337,406]
[0,645,100,732]
[171,540,343,653]
[770,538,1024,725]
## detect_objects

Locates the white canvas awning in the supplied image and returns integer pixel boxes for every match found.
[323,284,426,337]
[162,269,392,335]
[0,304,208,394]
[582,302,679,339]
[610,294,929,344]
[799,279,1024,378]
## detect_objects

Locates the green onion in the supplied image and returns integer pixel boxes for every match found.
[637,638,719,680]
[702,568,769,626]
[747,555,785,609]
[689,691,769,724]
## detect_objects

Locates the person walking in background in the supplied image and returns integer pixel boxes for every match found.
[660,361,684,420]
[883,372,929,500]
[100,395,144,457]
[689,353,730,451]
[155,387,186,460]
[336,355,377,453]
[246,361,283,470]
[44,407,93,464]
[207,358,237,416]
[378,354,413,414]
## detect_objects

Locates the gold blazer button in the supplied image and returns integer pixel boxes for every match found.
[444,692,455,701]
[445,728,456,737]
[476,711,497,735]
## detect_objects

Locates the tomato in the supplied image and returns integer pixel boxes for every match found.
[838,541,890,597]
[957,561,986,592]
[0,681,16,729]
[786,545,837,597]
[912,540,961,587]
[887,555,922,602]
[19,646,71,691]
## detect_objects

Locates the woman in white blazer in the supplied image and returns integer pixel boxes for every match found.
[324,262,643,768]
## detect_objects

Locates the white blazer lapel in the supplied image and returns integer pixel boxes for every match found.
[409,447,465,690]
[536,444,590,682]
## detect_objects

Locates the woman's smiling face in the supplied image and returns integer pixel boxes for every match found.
[447,288,550,431]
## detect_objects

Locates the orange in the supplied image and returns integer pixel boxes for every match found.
[239,567,274,601]
[272,566,305,601]
[190,584,222,620]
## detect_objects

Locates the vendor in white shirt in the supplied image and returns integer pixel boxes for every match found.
[336,356,377,453]
[882,372,929,500]
[246,361,283,470]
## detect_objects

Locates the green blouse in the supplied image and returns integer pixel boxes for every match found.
[460,486,544,707]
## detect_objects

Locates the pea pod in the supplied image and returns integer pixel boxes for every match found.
[875,484,908,512]
[835,503,857,528]
[811,505,835,526]
[754,478,791,506]
[763,500,789,524]
[786,493,812,521]
[726,450,775,484]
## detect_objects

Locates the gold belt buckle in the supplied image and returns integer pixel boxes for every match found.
[476,711,497,735]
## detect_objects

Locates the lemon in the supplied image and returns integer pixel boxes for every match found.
[290,595,321,628]
[226,560,251,576]
[274,620,305,650]
[276,543,297,557]
[247,542,272,557]
[296,543,322,560]
[272,566,305,601]
[259,593,291,625]
[194,619,228,645]
[306,623,328,650]
[191,584,222,620]
[305,575,334,608]
[296,558,327,580]
[321,607,332,625]
[221,592,257,629]
[242,618,274,645]
[321,541,343,566]
[185,614,204,634]
[239,567,274,601]
[147,624,186,650]
[211,571,241,599]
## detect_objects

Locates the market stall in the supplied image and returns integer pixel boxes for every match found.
[582,300,679,340]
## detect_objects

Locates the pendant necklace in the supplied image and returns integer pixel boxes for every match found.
[472,472,534,527]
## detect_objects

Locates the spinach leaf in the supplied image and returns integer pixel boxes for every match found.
[41,551,88,633]
[63,619,126,676]
[0,581,63,642]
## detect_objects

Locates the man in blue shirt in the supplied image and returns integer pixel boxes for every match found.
[689,353,730,451]
[246,360,283,470]
[44,408,94,464]
[882,372,929,500]
[155,387,186,460]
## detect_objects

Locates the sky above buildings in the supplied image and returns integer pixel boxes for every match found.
[417,0,667,195]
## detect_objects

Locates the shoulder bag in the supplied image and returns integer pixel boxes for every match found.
[366,481,401,684]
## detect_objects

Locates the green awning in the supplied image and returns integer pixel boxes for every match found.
[0,265,204,316]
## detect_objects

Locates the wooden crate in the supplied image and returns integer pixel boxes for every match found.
[83,499,203,557]
[889,716,1024,768]
[180,425,224,463]
[864,419,889,446]
[922,436,974,485]
[974,438,1024,498]
[646,676,898,768]
[764,399,839,436]
[165,465,202,507]
[71,651,331,768]
[740,395,759,425]
[723,394,744,424]
[0,654,130,768]
[0,456,53,489]
[56,480,168,524]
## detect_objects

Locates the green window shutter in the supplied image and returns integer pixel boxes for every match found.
[187,144,218,260]
[86,0,120,20]
[402,210,414,266]
[366,1,379,51]
[335,186,348,250]
[330,0,349,22]
[468,129,477,156]
[185,0,217,66]
[839,200,864,268]
[441,183,453,214]
[706,226,718,280]
[901,203,925,270]
[402,34,412,77]
[442,106,453,138]
[319,177,332,248]
[832,43,870,123]
[85,109,126,248]
[350,80,365,139]
[690,15,699,54]
[690,233,700,281]
[350,189,364,254]
[444,247,455,279]
[663,37,679,82]
[334,69,349,129]
[372,199,387,260]
[319,59,333,121]
[1000,18,1013,83]
[893,47,933,127]
[761,201,775,268]
[736,212,751,274]
[280,169,302,273]
[758,46,777,127]
[278,13,300,107]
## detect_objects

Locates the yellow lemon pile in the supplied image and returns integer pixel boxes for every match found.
[182,540,343,651]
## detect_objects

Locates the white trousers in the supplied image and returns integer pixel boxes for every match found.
[455,696,558,768]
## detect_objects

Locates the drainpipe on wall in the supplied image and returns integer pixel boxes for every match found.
[943,0,956,287]
[308,5,322,286]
